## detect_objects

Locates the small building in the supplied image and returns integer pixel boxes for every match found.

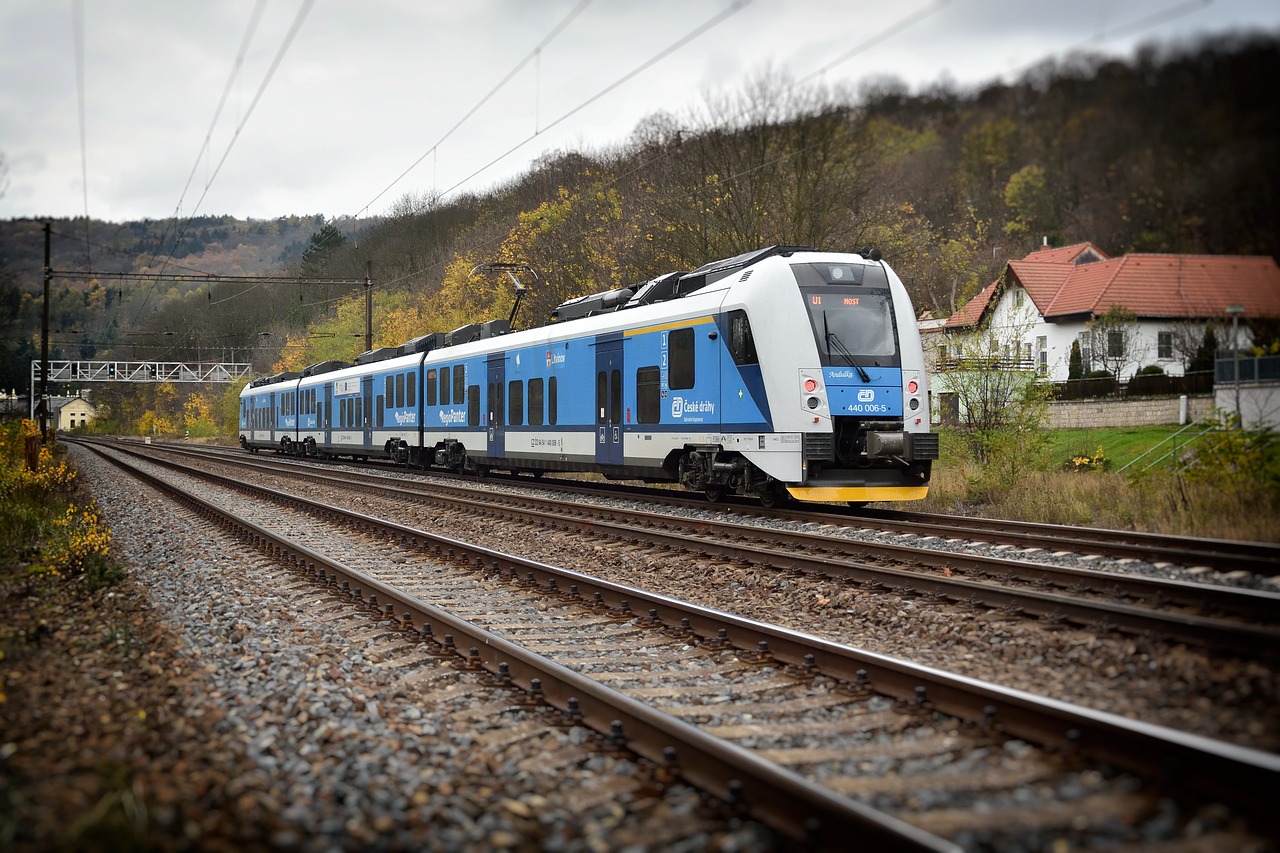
[52,396,97,431]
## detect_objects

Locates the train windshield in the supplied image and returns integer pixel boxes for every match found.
[800,286,900,368]
[792,261,899,367]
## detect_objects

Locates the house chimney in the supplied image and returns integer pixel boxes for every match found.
[1043,236,1048,247]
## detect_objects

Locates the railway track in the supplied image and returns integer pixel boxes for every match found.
[112,441,1280,658]
[152,439,1280,579]
[79,440,1279,849]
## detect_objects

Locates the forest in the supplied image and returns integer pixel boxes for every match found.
[0,30,1276,435]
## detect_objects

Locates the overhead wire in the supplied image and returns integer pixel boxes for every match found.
[72,0,91,264]
[145,0,268,270]
[353,0,593,220]
[129,0,314,329]
[289,0,756,315]
[437,0,753,202]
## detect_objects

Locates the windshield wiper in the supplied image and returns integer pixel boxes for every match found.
[823,314,872,382]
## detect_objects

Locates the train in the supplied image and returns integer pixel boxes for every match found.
[239,245,938,506]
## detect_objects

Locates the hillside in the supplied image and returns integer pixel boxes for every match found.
[1,30,1276,398]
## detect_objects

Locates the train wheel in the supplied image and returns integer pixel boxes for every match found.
[759,481,787,509]
[704,485,724,502]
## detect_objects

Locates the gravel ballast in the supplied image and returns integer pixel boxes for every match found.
[0,444,774,850]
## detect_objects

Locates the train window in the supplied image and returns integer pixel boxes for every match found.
[528,378,544,426]
[440,367,450,405]
[508,380,523,425]
[490,381,504,426]
[396,374,405,408]
[549,376,558,425]
[427,369,437,406]
[669,328,695,389]
[363,394,371,427]
[384,376,393,405]
[596,371,608,424]
[611,369,621,425]
[339,399,346,427]
[407,374,416,407]
[727,310,758,366]
[453,364,466,403]
[636,366,661,423]
[376,396,384,428]
[467,385,480,426]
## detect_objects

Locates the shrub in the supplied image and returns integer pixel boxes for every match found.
[0,420,117,587]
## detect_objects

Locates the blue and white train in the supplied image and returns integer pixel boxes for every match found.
[239,246,938,505]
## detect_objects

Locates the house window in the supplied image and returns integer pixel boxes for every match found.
[1107,331,1124,359]
[1014,289,1024,308]
[1158,331,1173,360]
[1037,336,1048,375]
[1078,332,1092,369]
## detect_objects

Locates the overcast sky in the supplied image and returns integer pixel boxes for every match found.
[2,0,1277,224]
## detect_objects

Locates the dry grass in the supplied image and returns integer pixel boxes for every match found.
[919,457,1280,543]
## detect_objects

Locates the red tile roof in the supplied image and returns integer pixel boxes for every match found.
[1044,254,1280,319]
[1020,241,1110,265]
[945,247,1280,328]
[943,279,999,328]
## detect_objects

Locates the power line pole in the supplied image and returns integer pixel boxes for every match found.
[40,223,51,442]
[365,260,373,352]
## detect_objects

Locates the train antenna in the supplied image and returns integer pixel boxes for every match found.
[470,262,539,330]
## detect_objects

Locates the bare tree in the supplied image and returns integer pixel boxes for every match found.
[1085,305,1146,380]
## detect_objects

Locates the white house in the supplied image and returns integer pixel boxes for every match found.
[937,242,1280,382]
[52,395,97,431]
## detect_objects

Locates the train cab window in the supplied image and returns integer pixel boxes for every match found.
[548,376,558,425]
[407,374,416,407]
[467,385,480,426]
[427,369,438,406]
[396,374,405,408]
[528,378,544,426]
[728,310,758,365]
[440,367,450,405]
[669,328,695,389]
[636,366,661,423]
[508,380,523,425]
[453,364,466,404]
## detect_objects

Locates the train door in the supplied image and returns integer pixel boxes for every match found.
[269,391,278,445]
[595,334,624,466]
[361,376,374,452]
[321,383,333,451]
[486,354,505,460]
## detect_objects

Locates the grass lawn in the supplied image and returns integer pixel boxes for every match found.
[1035,424,1212,471]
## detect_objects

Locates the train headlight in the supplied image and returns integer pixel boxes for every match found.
[804,378,817,393]
[908,398,919,411]
[907,379,919,394]
[807,396,820,409]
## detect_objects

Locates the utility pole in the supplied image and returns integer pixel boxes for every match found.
[40,223,51,442]
[364,260,373,352]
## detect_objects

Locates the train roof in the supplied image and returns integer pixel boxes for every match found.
[241,246,890,392]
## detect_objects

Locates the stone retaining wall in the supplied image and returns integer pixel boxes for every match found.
[1045,394,1215,429]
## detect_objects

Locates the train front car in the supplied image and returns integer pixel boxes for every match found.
[736,249,937,504]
